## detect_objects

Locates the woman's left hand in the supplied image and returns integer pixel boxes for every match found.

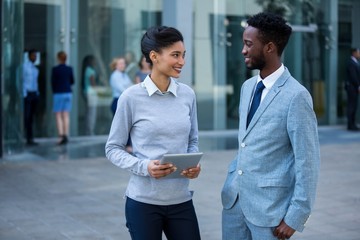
[181,164,201,179]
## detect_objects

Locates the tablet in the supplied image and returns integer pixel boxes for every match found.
[160,152,203,179]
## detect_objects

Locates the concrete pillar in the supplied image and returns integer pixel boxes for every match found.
[162,0,193,87]
[323,0,338,124]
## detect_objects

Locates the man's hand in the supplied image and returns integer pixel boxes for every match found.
[273,220,295,239]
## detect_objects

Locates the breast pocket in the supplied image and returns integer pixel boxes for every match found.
[257,117,286,139]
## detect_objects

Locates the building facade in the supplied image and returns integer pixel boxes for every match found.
[1,0,360,157]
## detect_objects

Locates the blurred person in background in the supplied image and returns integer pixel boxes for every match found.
[23,49,39,146]
[51,51,74,145]
[125,51,139,83]
[109,57,133,115]
[81,55,98,135]
[134,55,151,83]
[345,47,360,131]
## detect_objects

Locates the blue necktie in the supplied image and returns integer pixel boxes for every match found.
[247,81,265,128]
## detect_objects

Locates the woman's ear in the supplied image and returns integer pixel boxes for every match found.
[150,50,157,64]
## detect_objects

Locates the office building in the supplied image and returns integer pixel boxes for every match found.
[1,0,359,157]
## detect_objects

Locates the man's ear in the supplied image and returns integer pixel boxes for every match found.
[265,42,276,54]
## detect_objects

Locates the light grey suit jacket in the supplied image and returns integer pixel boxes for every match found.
[221,68,320,232]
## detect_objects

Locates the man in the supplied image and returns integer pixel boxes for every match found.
[23,49,39,145]
[345,47,360,131]
[221,12,320,240]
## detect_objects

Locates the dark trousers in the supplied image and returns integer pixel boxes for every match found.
[24,92,38,142]
[346,87,359,128]
[125,197,201,240]
[111,97,118,116]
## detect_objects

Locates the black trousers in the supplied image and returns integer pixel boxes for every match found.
[24,92,38,142]
[125,197,201,240]
[346,86,359,129]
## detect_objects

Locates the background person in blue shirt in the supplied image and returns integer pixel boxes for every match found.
[105,26,201,240]
[109,57,133,115]
[109,57,133,152]
[23,49,39,146]
[51,51,74,145]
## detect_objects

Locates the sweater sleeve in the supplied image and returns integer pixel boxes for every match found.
[105,91,151,176]
[187,91,199,153]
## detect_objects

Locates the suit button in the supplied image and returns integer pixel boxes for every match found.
[241,142,246,148]
[238,170,243,175]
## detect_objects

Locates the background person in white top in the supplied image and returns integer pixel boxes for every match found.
[109,57,133,115]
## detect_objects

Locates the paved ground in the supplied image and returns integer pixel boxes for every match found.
[0,125,360,239]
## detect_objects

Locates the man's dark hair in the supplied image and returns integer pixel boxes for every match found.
[350,47,359,54]
[28,48,37,55]
[247,12,292,56]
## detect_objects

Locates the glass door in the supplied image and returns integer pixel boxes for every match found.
[2,0,24,154]
[202,1,259,130]
[24,0,68,137]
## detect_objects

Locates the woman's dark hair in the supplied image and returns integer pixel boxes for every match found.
[141,26,183,65]
[247,12,292,56]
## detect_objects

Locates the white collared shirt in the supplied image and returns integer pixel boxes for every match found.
[142,75,178,97]
[22,60,39,97]
[351,56,359,64]
[255,64,285,102]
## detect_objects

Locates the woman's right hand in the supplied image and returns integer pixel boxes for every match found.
[148,160,177,179]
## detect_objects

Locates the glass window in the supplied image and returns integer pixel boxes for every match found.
[76,0,163,135]
[193,0,332,130]
[2,0,24,154]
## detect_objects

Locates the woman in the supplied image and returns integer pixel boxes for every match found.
[51,51,74,144]
[109,57,133,115]
[81,55,97,135]
[105,26,201,240]
[134,55,151,83]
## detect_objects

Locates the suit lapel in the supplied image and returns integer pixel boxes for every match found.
[243,68,291,136]
[239,77,257,133]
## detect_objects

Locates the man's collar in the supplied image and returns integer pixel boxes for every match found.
[351,56,359,63]
[257,64,285,89]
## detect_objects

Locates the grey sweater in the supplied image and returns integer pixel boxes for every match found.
[105,76,199,205]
